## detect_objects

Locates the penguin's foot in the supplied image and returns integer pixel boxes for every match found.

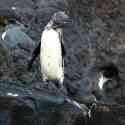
[54,81,61,89]
[33,84,43,91]
[43,81,49,89]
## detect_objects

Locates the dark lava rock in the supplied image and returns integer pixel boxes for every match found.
[2,24,35,51]
[0,0,125,124]
[0,81,89,125]
[0,96,34,125]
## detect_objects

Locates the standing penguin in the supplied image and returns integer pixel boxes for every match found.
[28,11,72,88]
[97,63,120,91]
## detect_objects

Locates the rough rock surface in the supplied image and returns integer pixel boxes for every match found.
[0,0,125,124]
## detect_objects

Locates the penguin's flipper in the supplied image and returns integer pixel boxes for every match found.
[28,42,41,71]
[61,41,66,57]
[60,33,66,57]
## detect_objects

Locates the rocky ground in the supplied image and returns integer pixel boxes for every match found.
[0,0,125,125]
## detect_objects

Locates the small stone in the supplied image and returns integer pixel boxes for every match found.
[2,24,35,52]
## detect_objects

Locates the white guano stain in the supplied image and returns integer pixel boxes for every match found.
[11,6,16,10]
[7,92,19,97]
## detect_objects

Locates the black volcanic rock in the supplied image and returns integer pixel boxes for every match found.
[0,0,125,124]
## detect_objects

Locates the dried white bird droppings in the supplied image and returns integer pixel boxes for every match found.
[7,92,19,97]
[11,6,16,10]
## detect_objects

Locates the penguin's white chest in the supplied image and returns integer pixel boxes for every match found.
[40,28,64,82]
[98,74,109,90]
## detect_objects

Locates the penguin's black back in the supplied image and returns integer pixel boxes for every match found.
[99,63,119,79]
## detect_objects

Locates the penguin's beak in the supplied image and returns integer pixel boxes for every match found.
[63,16,73,24]
[52,13,73,28]
[61,15,73,26]
[55,18,73,28]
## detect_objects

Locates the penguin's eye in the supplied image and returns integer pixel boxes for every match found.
[53,21,64,28]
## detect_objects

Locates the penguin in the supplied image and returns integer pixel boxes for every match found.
[28,11,72,88]
[97,63,120,91]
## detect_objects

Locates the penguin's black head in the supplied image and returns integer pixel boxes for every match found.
[51,11,72,29]
[99,63,119,79]
[97,63,120,91]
